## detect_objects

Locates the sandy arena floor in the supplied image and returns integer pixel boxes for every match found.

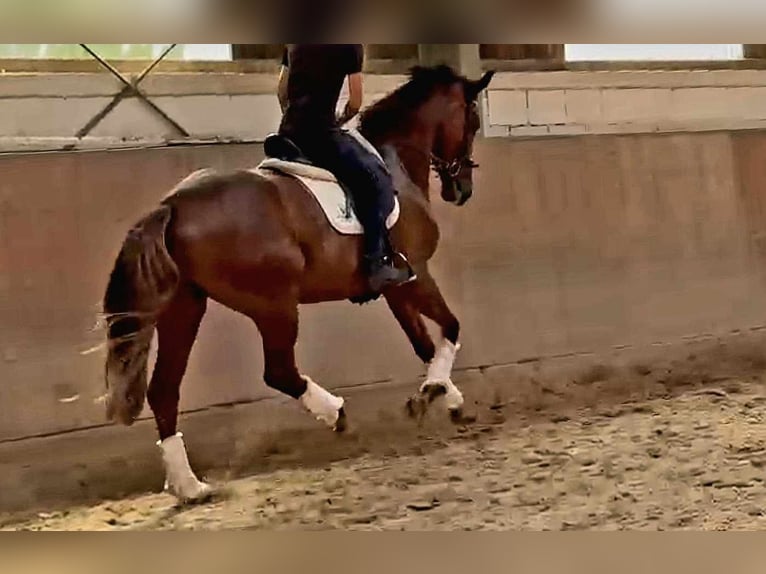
[4,358,766,531]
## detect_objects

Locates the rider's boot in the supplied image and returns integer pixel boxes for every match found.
[364,232,415,293]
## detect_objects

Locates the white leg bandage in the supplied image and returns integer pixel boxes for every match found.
[157,432,212,502]
[300,376,345,428]
[422,340,464,410]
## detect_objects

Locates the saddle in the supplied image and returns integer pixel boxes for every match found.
[263,133,314,165]
[259,132,414,304]
[263,129,388,171]
[262,133,358,220]
[258,131,400,230]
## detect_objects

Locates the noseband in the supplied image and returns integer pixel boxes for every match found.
[391,142,477,179]
[430,154,479,178]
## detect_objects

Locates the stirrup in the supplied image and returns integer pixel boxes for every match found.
[392,251,417,283]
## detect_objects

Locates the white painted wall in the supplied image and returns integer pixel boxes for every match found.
[3,68,766,151]
[0,73,403,151]
[0,44,233,60]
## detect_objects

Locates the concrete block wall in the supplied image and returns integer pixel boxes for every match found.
[483,69,766,138]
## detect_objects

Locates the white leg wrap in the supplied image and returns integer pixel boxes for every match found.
[300,376,345,428]
[422,340,464,410]
[157,432,212,502]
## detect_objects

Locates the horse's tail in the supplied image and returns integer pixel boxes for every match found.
[102,204,180,426]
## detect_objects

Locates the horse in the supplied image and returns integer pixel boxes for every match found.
[101,64,495,503]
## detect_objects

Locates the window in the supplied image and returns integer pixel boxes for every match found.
[0,44,233,60]
[565,44,744,62]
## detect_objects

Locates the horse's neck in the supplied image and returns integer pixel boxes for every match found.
[378,141,431,201]
[380,143,436,228]
[380,143,439,263]
[357,120,433,200]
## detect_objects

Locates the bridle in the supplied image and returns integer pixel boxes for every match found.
[430,154,479,179]
[430,99,481,179]
[391,132,479,180]
[386,142,478,181]
[381,98,481,181]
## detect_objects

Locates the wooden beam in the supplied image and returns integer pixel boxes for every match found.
[232,44,419,62]
[479,44,565,71]
[744,45,766,59]
[366,45,418,60]
[231,44,284,60]
[479,44,564,61]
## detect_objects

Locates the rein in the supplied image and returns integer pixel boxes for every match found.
[384,139,478,179]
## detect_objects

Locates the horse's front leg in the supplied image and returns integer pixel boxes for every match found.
[385,273,468,423]
[410,272,470,423]
[384,292,437,423]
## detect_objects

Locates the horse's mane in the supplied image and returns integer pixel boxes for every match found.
[358,64,465,143]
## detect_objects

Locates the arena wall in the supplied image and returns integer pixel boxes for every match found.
[3,69,766,511]
[2,68,766,150]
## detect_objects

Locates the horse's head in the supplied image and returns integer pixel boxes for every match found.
[359,65,496,206]
[429,68,495,206]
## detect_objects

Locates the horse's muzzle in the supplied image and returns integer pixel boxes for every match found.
[453,180,473,206]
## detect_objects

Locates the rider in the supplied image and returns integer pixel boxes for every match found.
[277,44,412,294]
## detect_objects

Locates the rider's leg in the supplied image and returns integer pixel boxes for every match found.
[328,131,413,291]
[299,130,412,292]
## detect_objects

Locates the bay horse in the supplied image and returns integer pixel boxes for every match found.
[102,65,495,503]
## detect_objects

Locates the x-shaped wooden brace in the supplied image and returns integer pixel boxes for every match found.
[75,44,190,139]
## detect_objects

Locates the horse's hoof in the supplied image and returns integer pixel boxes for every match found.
[333,407,348,433]
[449,408,476,425]
[406,395,428,425]
[421,382,447,404]
[173,483,215,507]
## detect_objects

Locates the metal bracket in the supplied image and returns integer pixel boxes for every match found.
[74,44,190,140]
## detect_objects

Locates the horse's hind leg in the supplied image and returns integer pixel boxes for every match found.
[253,301,347,432]
[146,283,212,503]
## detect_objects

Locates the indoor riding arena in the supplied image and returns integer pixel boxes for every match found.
[4,44,766,531]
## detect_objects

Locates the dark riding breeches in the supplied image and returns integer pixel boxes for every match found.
[289,129,396,259]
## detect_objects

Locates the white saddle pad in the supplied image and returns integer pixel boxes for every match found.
[254,128,400,236]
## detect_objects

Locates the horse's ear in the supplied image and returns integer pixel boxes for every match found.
[466,70,495,100]
[477,70,495,92]
[409,65,428,79]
